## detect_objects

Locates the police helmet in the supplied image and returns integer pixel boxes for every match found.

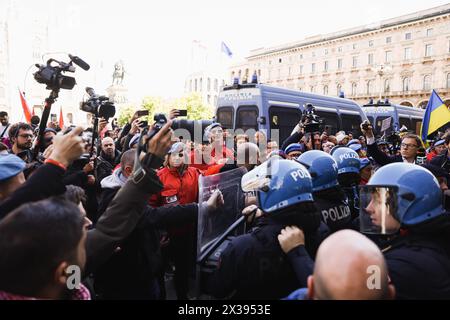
[242,158,313,214]
[364,163,444,227]
[330,147,360,175]
[296,150,339,192]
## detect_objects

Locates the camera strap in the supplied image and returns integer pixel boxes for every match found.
[0,124,10,139]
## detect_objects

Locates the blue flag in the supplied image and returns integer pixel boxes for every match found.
[420,90,450,142]
[221,41,233,58]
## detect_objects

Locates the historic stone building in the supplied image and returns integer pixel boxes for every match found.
[230,4,450,108]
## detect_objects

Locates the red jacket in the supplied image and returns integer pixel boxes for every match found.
[150,165,200,207]
[189,145,234,172]
[149,165,201,237]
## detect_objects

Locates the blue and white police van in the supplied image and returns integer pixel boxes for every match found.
[361,101,424,135]
[215,79,368,143]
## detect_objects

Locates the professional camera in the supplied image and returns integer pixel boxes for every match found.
[145,113,213,143]
[385,131,402,153]
[34,54,90,91]
[301,103,323,132]
[80,87,116,121]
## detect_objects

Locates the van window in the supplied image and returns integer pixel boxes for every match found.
[236,106,258,131]
[367,116,374,126]
[341,114,363,136]
[399,117,412,131]
[314,111,339,135]
[217,107,234,129]
[269,106,302,144]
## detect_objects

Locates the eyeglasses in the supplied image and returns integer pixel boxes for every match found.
[400,143,418,149]
[18,134,33,139]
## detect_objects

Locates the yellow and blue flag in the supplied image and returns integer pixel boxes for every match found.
[420,89,450,142]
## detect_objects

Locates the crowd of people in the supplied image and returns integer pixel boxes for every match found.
[0,107,449,300]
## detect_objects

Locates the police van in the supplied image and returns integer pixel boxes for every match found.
[361,101,424,135]
[215,79,368,144]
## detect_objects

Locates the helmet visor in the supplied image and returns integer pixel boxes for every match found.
[241,157,280,192]
[359,185,400,235]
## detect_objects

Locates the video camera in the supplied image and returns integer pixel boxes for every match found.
[34,54,90,91]
[80,87,116,121]
[301,103,323,133]
[143,113,213,145]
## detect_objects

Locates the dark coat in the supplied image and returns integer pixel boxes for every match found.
[430,150,450,173]
[384,234,450,299]
[95,181,198,299]
[207,216,325,300]
[367,142,403,166]
[96,150,121,183]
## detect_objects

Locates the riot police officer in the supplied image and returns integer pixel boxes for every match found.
[206,158,322,299]
[297,150,353,233]
[331,147,361,219]
[360,163,450,299]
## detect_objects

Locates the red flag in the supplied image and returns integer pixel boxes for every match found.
[59,106,65,129]
[18,89,32,123]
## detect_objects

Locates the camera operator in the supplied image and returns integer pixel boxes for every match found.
[361,120,422,166]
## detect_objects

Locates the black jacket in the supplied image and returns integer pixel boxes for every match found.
[367,142,403,166]
[314,187,353,232]
[207,216,324,300]
[430,150,450,173]
[95,185,198,299]
[384,234,450,299]
[281,131,304,151]
[96,150,121,183]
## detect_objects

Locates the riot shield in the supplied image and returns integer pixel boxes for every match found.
[196,166,247,298]
[197,167,248,259]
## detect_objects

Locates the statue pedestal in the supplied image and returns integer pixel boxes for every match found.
[107,85,129,106]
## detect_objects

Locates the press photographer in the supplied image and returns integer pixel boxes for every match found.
[360,120,422,166]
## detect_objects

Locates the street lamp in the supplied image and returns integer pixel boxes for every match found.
[371,64,392,101]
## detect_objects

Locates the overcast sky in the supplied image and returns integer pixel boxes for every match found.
[4,0,450,100]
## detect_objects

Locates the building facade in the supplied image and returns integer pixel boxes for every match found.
[184,40,228,107]
[185,71,226,107]
[230,4,450,109]
[0,0,110,125]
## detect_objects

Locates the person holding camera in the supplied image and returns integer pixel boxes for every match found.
[360,120,422,166]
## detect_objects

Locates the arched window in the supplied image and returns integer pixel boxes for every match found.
[207,78,211,91]
[402,77,410,91]
[199,78,203,91]
[447,74,450,88]
[310,86,315,93]
[337,84,342,96]
[323,85,329,95]
[423,75,431,91]
[366,80,373,95]
[384,79,390,93]
[351,83,357,96]
[214,79,218,91]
